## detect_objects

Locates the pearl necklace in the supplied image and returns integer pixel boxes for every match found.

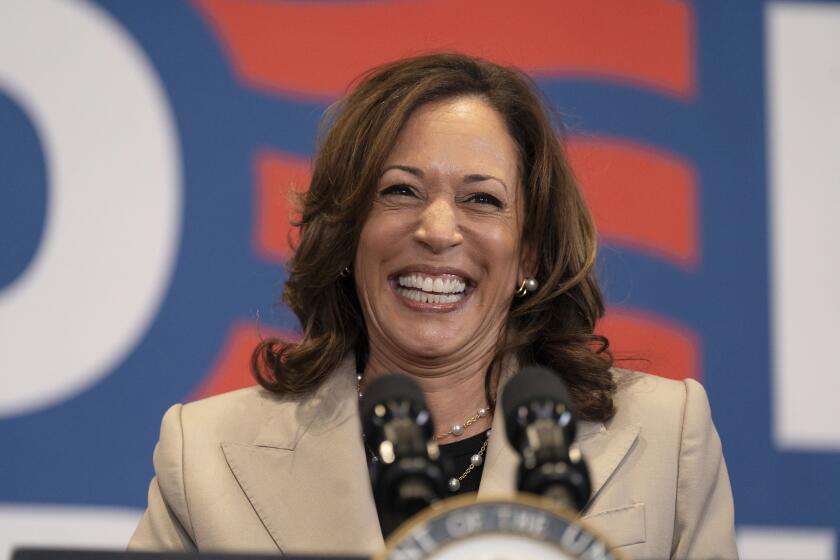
[357,373,492,440]
[446,431,490,492]
[433,406,491,441]
[357,373,492,492]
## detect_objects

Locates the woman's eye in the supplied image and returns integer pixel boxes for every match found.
[466,192,504,208]
[380,184,417,197]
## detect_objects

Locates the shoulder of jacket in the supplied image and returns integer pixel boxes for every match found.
[608,368,693,427]
[182,384,283,414]
[173,385,305,443]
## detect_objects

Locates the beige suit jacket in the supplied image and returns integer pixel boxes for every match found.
[129,355,737,558]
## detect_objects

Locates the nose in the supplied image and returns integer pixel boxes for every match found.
[414,197,463,253]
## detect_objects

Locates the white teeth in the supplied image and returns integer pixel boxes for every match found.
[397,287,463,304]
[396,274,467,294]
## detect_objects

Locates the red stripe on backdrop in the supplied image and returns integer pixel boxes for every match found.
[254,150,307,261]
[190,322,301,400]
[194,0,695,99]
[568,137,699,268]
[597,308,700,380]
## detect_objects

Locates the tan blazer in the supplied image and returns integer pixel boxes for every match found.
[128,355,737,558]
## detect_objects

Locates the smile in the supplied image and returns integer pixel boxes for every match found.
[392,273,469,308]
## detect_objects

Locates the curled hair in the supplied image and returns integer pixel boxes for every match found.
[252,52,616,422]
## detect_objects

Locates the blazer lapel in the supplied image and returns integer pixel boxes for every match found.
[577,421,640,507]
[478,365,641,511]
[221,356,384,556]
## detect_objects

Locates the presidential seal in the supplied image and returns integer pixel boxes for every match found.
[379,494,620,560]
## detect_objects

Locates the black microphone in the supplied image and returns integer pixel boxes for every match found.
[360,374,447,536]
[501,365,592,512]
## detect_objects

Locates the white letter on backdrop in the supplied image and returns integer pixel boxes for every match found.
[0,0,182,417]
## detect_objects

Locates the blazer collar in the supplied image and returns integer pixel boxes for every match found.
[222,357,639,554]
[477,413,640,509]
[479,364,641,512]
[221,355,384,556]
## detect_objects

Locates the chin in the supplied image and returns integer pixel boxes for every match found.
[408,344,462,361]
[395,332,469,362]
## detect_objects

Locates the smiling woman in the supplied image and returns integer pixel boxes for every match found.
[254,54,616,425]
[129,53,737,559]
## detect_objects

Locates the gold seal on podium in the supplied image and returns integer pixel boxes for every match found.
[379,493,621,560]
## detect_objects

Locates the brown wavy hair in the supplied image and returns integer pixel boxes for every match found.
[252,52,616,422]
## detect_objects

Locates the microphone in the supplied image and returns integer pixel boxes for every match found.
[360,374,447,536]
[501,365,592,512]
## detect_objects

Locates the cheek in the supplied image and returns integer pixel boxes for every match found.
[355,212,405,281]
[469,223,522,278]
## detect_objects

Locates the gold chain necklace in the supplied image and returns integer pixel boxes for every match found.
[357,373,492,491]
[433,406,492,440]
[446,433,490,492]
[358,373,491,441]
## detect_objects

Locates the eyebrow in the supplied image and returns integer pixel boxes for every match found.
[382,165,509,190]
[382,164,423,177]
[464,174,508,190]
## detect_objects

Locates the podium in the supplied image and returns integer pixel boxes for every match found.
[12,551,365,560]
[12,495,619,560]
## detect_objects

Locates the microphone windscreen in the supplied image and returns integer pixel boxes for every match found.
[501,365,572,423]
[359,373,427,421]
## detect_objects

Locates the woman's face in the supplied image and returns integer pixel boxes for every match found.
[354,95,530,367]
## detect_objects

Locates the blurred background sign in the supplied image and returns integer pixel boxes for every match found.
[0,0,838,558]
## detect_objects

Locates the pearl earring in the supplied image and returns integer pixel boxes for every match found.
[515,277,539,297]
